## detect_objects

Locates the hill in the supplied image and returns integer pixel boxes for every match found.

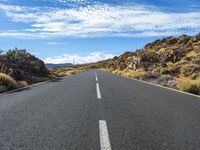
[0,49,51,92]
[45,63,73,69]
[93,33,200,95]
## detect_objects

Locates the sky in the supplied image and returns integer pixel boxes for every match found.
[0,0,200,64]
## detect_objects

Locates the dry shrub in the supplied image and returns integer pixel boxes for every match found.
[180,64,200,77]
[123,70,148,80]
[0,73,18,92]
[156,75,176,88]
[17,81,28,88]
[112,69,122,75]
[51,67,87,77]
[190,73,200,80]
[152,67,168,76]
[186,51,197,60]
[166,62,174,70]
[176,78,200,95]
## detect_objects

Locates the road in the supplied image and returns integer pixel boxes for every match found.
[0,70,200,150]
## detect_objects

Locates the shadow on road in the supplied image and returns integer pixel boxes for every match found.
[7,87,32,94]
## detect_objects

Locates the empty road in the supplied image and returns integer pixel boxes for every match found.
[0,70,200,150]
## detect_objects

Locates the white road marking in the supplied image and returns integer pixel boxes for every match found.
[96,83,102,99]
[99,120,112,150]
[95,71,98,81]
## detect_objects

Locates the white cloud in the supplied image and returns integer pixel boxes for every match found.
[0,4,23,11]
[0,31,50,39]
[43,52,114,64]
[46,42,68,45]
[57,0,86,3]
[1,3,200,38]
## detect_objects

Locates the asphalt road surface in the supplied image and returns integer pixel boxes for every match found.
[0,70,200,150]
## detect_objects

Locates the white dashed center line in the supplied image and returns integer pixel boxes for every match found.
[95,71,98,81]
[99,120,112,150]
[96,83,102,99]
[95,71,111,150]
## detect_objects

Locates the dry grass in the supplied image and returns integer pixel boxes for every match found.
[112,69,122,75]
[17,81,28,88]
[108,69,148,80]
[176,78,200,95]
[50,67,87,77]
[123,70,148,80]
[100,68,114,72]
[0,73,18,92]
[180,64,199,77]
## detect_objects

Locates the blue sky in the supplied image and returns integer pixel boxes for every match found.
[0,0,200,64]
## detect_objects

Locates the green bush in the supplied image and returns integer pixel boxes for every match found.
[5,48,27,58]
[5,49,17,58]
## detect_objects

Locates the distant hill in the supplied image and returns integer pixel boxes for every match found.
[45,63,73,68]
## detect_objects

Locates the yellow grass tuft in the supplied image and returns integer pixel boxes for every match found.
[176,78,200,95]
[122,70,148,80]
[50,67,87,77]
[0,73,18,92]
[17,81,28,88]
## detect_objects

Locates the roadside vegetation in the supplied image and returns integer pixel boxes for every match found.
[0,73,18,93]
[50,65,88,77]
[94,33,200,95]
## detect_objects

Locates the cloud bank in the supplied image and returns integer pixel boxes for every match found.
[43,52,114,64]
[0,2,200,38]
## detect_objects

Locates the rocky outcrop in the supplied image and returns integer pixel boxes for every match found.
[0,49,50,84]
[128,56,141,71]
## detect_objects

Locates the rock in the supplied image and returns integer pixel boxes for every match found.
[128,56,141,71]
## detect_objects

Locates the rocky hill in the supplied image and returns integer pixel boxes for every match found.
[0,49,51,92]
[94,33,200,95]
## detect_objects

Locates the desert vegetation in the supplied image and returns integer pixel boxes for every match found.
[0,73,18,93]
[50,65,88,77]
[94,33,200,95]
